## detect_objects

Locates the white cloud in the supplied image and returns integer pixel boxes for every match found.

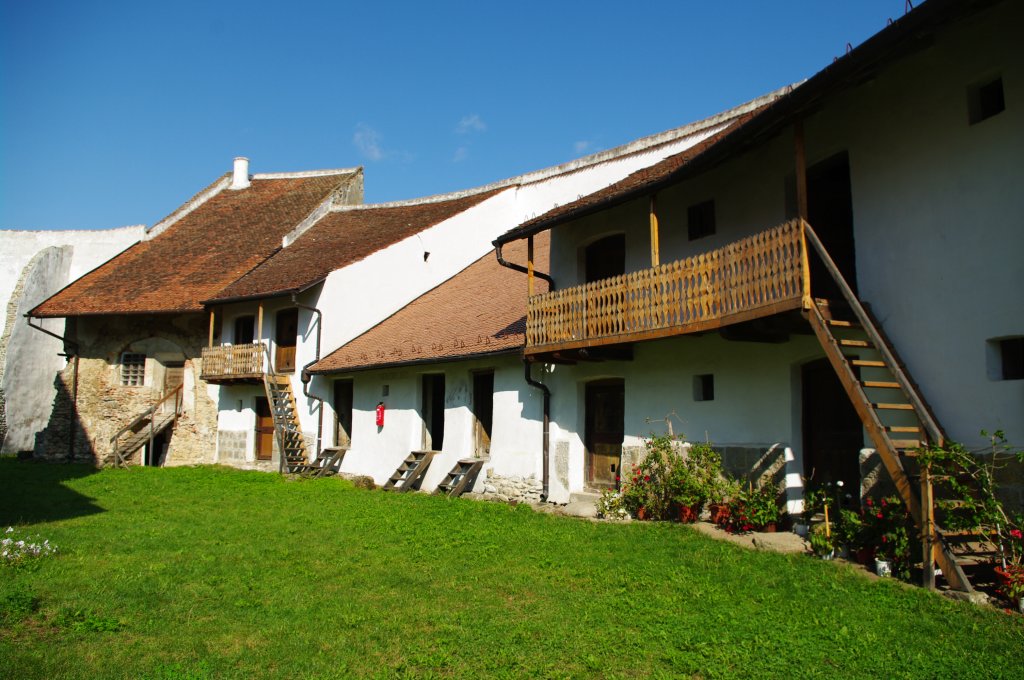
[353,123,384,161]
[453,146,469,163]
[455,114,487,134]
[574,140,593,154]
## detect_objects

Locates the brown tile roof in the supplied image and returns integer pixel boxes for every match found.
[206,188,505,304]
[30,172,358,318]
[310,232,549,373]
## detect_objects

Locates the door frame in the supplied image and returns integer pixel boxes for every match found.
[584,378,625,490]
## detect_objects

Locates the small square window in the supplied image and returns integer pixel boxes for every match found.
[693,374,715,401]
[120,352,146,386]
[968,77,1005,125]
[687,200,716,241]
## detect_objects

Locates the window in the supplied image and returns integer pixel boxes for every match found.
[989,337,1024,380]
[968,77,1005,125]
[121,353,146,386]
[693,374,714,401]
[687,200,716,241]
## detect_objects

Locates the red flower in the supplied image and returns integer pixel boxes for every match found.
[881,499,888,507]
[865,498,873,507]
[877,512,883,519]
[644,475,650,482]
[1010,529,1023,540]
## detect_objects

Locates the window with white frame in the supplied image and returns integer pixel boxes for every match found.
[120,352,146,386]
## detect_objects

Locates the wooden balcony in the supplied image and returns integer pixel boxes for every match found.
[526,220,810,355]
[200,343,266,383]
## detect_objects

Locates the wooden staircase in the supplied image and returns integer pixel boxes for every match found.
[434,459,484,497]
[110,385,183,467]
[802,222,975,592]
[262,373,309,474]
[382,451,435,492]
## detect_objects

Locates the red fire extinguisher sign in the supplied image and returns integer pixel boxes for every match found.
[375,402,385,427]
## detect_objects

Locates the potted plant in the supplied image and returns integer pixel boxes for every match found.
[994,564,1024,613]
[743,484,782,532]
[808,523,835,559]
[861,496,915,580]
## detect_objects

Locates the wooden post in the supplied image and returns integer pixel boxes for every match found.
[800,221,813,308]
[256,303,264,344]
[527,236,535,297]
[794,120,809,221]
[208,309,215,347]
[649,195,660,268]
[922,466,936,589]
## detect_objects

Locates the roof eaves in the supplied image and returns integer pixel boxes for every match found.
[309,347,520,375]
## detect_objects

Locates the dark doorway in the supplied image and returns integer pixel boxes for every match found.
[422,374,445,451]
[255,397,275,461]
[333,380,353,448]
[806,152,857,299]
[145,430,169,467]
[472,371,494,457]
[584,234,625,283]
[234,315,255,345]
[275,308,298,373]
[802,359,863,497]
[585,379,624,489]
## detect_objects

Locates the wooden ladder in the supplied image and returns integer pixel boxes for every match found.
[802,222,973,592]
[382,451,435,492]
[434,459,484,497]
[263,373,309,474]
[109,384,183,466]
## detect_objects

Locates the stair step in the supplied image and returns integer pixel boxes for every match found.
[851,359,886,368]
[862,380,901,389]
[826,319,860,328]
[839,338,872,348]
[890,439,923,449]
[873,403,915,411]
[885,425,921,433]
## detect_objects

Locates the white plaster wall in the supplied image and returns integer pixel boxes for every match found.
[0,226,144,453]
[545,2,1023,449]
[330,356,543,492]
[541,333,824,503]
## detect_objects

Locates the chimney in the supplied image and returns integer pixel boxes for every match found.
[230,157,250,190]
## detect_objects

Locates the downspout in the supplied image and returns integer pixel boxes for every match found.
[25,315,79,462]
[292,293,324,460]
[523,359,551,502]
[495,241,555,503]
[494,243,554,288]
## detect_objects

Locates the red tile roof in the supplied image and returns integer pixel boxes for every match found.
[31,171,359,317]
[206,188,504,304]
[310,232,549,373]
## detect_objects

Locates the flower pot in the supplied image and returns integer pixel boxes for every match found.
[874,559,892,578]
[678,504,700,524]
[636,507,648,521]
[708,503,730,526]
[759,522,777,533]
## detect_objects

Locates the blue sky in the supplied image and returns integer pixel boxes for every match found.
[1,0,904,230]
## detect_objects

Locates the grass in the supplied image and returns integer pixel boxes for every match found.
[1,459,1022,679]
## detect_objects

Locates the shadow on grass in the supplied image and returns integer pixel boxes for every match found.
[0,457,104,525]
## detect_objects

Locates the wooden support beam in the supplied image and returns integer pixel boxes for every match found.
[649,195,660,268]
[527,236,535,297]
[208,309,215,348]
[256,303,264,344]
[922,467,936,589]
[794,120,808,221]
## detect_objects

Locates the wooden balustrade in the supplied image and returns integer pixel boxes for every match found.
[526,220,807,354]
[200,343,266,382]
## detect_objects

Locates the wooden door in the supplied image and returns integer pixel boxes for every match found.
[585,379,624,489]
[333,380,353,448]
[255,397,275,461]
[472,371,494,457]
[421,374,445,451]
[275,308,298,373]
[802,359,862,498]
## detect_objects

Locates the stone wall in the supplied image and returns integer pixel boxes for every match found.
[37,314,218,466]
[479,470,544,504]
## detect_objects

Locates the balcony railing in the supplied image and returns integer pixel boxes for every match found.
[200,343,266,382]
[526,220,809,354]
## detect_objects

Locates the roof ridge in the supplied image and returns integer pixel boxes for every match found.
[253,167,362,180]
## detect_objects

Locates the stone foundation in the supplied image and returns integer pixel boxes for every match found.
[480,470,544,503]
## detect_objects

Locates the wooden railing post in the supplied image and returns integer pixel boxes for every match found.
[922,465,936,589]
[800,220,813,309]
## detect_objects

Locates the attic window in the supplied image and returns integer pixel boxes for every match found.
[693,374,715,401]
[687,200,716,241]
[968,77,1005,125]
[988,337,1024,381]
[121,353,146,386]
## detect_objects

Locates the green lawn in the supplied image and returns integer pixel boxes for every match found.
[1,460,1021,679]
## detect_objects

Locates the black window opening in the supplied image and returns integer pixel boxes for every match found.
[693,374,715,401]
[991,337,1024,380]
[687,200,716,241]
[422,374,445,451]
[234,315,255,344]
[968,76,1005,125]
[584,234,626,284]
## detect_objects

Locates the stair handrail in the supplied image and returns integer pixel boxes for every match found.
[800,219,943,447]
[110,383,184,463]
